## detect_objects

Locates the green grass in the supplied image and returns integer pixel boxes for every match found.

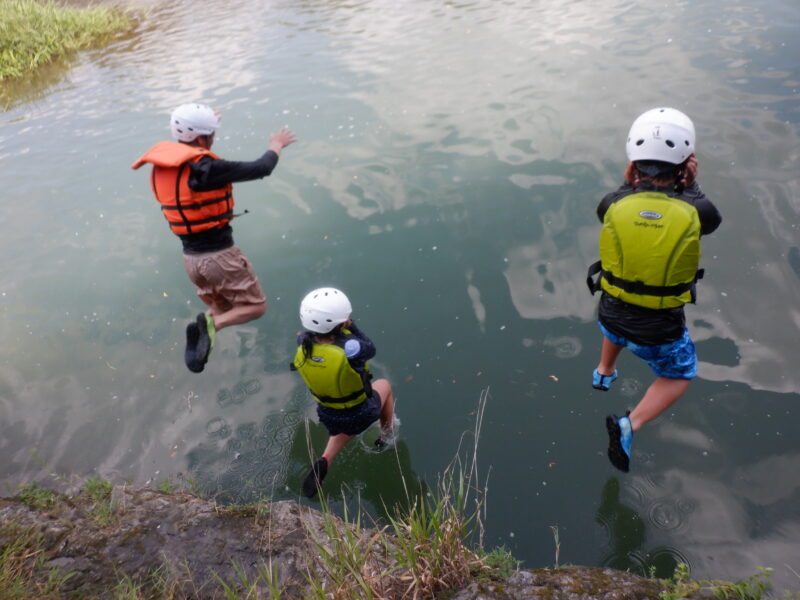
[659,563,773,600]
[155,478,175,493]
[0,477,783,600]
[477,545,520,581]
[0,524,73,599]
[13,482,58,511]
[212,560,284,600]
[83,475,116,524]
[0,0,132,81]
[302,389,496,599]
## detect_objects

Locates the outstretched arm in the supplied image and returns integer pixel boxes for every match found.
[268,127,297,157]
[188,127,297,191]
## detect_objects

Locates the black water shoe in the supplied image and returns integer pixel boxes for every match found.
[185,321,203,373]
[302,457,328,498]
[605,412,633,472]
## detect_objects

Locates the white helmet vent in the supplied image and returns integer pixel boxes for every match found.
[170,103,219,142]
[625,107,696,165]
[299,288,352,334]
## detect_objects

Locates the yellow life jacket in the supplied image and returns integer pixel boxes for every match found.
[291,335,370,409]
[587,191,703,309]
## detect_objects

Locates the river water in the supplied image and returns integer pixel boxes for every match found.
[2,0,799,591]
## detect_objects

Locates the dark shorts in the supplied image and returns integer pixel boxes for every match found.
[182,245,266,311]
[317,391,382,436]
[598,321,697,380]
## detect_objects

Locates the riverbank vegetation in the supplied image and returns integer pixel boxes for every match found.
[0,0,132,81]
[1,478,783,600]
[1,478,786,599]
[0,470,510,599]
[0,394,786,599]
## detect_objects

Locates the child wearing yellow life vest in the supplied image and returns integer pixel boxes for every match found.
[586,107,722,472]
[291,287,396,498]
[132,103,296,373]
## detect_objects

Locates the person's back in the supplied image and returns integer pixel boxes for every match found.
[587,107,721,472]
[291,287,396,498]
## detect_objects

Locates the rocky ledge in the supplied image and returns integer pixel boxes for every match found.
[0,485,710,599]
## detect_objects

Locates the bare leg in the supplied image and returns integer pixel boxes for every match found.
[371,378,395,431]
[304,432,351,497]
[209,301,266,331]
[628,377,691,432]
[597,336,624,375]
[322,433,354,463]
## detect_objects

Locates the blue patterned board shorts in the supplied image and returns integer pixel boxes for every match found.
[598,321,697,380]
[317,392,382,436]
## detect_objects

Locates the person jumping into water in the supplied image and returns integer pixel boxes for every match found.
[132,103,296,372]
[291,287,396,498]
[586,107,721,472]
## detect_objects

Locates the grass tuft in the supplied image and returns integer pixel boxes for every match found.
[0,524,73,599]
[0,0,132,81]
[477,545,520,581]
[301,388,498,599]
[83,475,116,524]
[212,559,284,600]
[659,562,773,600]
[13,483,58,511]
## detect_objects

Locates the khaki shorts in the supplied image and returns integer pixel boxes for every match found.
[183,245,266,312]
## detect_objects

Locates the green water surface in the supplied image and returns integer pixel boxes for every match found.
[1,0,799,591]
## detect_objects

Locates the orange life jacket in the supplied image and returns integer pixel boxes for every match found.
[131,141,234,236]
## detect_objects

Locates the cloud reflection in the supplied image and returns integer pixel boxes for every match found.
[641,463,800,593]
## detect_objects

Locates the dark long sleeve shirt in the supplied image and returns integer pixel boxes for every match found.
[178,150,280,254]
[187,150,279,191]
[597,180,722,236]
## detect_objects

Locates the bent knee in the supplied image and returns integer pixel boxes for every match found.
[250,301,267,319]
[372,378,392,399]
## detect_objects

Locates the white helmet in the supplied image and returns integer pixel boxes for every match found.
[625,107,695,165]
[299,287,352,334]
[170,103,219,142]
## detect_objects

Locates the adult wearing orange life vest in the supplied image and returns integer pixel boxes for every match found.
[132,103,296,372]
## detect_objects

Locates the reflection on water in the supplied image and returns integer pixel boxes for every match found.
[187,389,304,502]
[1,0,800,592]
[597,476,699,578]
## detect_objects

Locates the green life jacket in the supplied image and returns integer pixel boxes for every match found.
[291,334,370,409]
[586,191,704,309]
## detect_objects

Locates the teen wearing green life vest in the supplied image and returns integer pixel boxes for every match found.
[291,287,396,498]
[587,107,721,473]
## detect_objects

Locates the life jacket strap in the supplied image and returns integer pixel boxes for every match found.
[586,261,704,301]
[160,192,232,211]
[311,388,366,405]
[170,211,234,228]
[586,260,603,294]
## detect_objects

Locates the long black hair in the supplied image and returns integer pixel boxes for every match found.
[297,323,346,366]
